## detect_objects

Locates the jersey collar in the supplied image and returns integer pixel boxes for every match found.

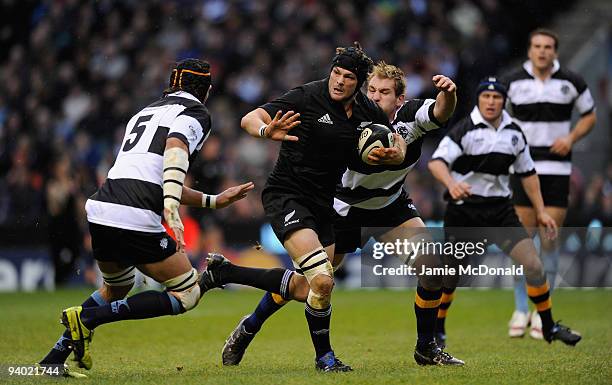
[168,90,200,103]
[523,59,560,77]
[470,106,513,130]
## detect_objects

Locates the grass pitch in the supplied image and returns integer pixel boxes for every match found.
[0,288,610,384]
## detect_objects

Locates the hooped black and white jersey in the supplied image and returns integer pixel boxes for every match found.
[334,99,441,215]
[431,107,535,204]
[501,60,595,176]
[85,91,211,232]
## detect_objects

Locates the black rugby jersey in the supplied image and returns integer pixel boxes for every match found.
[261,78,388,209]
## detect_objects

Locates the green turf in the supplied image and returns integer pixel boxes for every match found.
[0,288,610,384]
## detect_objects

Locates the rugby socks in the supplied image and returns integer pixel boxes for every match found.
[414,285,442,349]
[40,291,107,364]
[305,302,332,359]
[243,292,288,334]
[218,265,294,299]
[436,287,456,335]
[527,281,554,332]
[80,291,179,330]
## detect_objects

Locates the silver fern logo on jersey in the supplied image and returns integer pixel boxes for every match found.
[284,210,299,226]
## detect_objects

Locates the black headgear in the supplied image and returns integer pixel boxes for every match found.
[167,58,212,102]
[476,76,507,101]
[331,43,373,90]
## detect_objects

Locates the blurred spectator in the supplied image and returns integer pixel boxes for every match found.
[46,154,81,285]
[0,0,590,257]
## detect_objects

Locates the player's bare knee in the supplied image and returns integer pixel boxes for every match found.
[100,284,132,302]
[288,274,309,302]
[163,268,200,313]
[310,274,334,297]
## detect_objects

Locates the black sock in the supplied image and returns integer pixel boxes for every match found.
[80,291,181,330]
[436,287,456,335]
[219,265,293,298]
[414,285,442,350]
[243,292,288,334]
[305,303,332,360]
[527,281,554,332]
[40,292,107,364]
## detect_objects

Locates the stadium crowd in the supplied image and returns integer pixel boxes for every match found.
[0,0,608,283]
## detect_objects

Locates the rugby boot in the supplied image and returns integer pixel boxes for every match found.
[414,341,464,366]
[222,315,256,365]
[61,306,93,370]
[544,321,581,346]
[315,351,353,372]
[198,253,230,293]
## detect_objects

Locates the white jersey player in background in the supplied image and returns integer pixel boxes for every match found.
[502,28,596,339]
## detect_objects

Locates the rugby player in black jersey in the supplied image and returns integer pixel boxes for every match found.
[221,62,466,367]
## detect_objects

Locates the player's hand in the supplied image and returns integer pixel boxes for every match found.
[432,75,456,93]
[262,110,300,142]
[537,211,558,240]
[163,207,185,253]
[215,181,255,209]
[550,135,573,156]
[367,133,406,165]
[448,181,471,200]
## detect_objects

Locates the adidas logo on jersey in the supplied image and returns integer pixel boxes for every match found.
[318,114,333,125]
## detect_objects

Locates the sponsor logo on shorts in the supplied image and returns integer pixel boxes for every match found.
[284,210,299,226]
[160,238,168,249]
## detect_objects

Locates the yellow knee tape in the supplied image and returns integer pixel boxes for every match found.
[102,266,136,287]
[294,247,333,283]
[307,289,330,309]
[163,268,200,311]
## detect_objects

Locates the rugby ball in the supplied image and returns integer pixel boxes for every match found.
[358,123,394,165]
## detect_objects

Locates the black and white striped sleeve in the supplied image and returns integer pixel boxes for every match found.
[575,87,595,116]
[513,134,536,177]
[168,106,211,155]
[431,135,463,167]
[568,71,595,116]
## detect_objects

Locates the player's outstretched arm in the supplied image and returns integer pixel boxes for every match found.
[180,182,255,209]
[432,75,457,123]
[241,108,300,142]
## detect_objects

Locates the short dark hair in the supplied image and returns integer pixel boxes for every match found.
[528,28,559,51]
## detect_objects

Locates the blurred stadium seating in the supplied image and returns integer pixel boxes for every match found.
[0,0,609,288]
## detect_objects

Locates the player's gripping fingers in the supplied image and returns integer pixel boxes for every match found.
[433,75,456,92]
